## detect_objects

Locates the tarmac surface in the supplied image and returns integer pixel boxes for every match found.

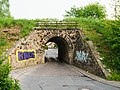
[11,59,120,90]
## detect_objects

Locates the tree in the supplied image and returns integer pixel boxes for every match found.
[0,0,11,17]
[65,3,106,19]
[112,0,120,19]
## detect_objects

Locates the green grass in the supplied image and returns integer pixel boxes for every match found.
[108,72,120,81]
[0,18,36,56]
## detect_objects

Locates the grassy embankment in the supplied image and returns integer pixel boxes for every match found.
[65,18,120,80]
[0,18,35,56]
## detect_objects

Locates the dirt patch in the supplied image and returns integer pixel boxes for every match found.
[2,27,20,35]
[1,26,21,41]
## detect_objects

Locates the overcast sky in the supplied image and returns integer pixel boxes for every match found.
[9,0,114,19]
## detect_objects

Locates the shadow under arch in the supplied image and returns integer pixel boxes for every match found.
[46,36,69,63]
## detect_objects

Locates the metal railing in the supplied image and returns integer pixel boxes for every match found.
[33,21,79,30]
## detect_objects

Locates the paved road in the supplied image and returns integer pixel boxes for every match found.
[45,48,58,58]
[11,59,120,90]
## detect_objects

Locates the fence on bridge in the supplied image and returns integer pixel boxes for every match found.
[34,21,79,30]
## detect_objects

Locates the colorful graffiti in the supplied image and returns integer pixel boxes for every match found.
[16,50,36,61]
[75,51,88,62]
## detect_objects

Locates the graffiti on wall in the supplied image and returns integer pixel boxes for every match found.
[75,51,89,62]
[16,50,36,61]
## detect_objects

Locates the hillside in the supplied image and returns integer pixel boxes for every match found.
[64,18,120,80]
[0,18,35,56]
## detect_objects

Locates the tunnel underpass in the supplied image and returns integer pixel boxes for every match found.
[45,37,69,63]
[8,23,108,78]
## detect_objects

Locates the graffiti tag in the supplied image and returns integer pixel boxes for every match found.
[75,51,88,62]
[16,50,36,61]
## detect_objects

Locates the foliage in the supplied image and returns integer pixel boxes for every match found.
[0,0,11,17]
[112,0,120,19]
[64,17,102,31]
[13,19,35,37]
[65,17,120,80]
[0,18,36,36]
[0,18,36,57]
[108,72,120,81]
[0,37,7,46]
[0,18,37,89]
[44,45,48,50]
[100,20,120,72]
[0,57,21,90]
[65,3,106,19]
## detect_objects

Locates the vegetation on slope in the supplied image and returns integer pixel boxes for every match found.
[64,1,120,80]
[0,57,21,90]
[0,0,22,89]
[64,17,120,80]
[0,18,35,90]
[0,18,35,55]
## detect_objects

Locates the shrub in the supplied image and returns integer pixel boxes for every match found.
[108,72,120,81]
[0,57,21,90]
[0,37,7,46]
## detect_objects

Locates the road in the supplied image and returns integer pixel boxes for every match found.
[11,59,120,90]
[45,48,58,58]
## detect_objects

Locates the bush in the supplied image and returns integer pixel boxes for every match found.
[65,2,106,19]
[0,57,21,90]
[0,37,7,46]
[108,72,120,81]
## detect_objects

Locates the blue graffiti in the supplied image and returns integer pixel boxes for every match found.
[18,51,35,61]
[75,51,88,62]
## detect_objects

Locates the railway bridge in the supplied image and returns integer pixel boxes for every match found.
[7,21,109,78]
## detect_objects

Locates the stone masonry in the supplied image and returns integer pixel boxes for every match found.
[7,28,110,78]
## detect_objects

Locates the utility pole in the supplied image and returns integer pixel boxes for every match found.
[113,0,120,20]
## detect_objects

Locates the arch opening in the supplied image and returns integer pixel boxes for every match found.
[45,42,58,61]
[45,37,69,63]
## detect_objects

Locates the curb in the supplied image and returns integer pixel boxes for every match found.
[65,64,120,88]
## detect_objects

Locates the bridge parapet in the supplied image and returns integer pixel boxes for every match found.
[34,21,79,30]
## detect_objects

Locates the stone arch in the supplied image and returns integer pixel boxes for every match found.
[43,32,74,63]
[7,28,109,78]
[43,32,74,50]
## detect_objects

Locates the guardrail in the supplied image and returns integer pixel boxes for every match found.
[33,21,79,30]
